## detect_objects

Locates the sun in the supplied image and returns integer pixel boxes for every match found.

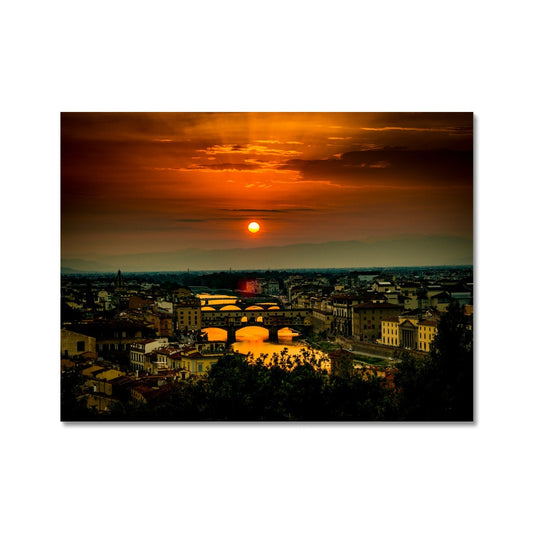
[247,221,260,234]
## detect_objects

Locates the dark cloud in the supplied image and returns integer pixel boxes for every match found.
[282,148,473,188]
[186,162,262,171]
[362,112,473,130]
[61,112,220,142]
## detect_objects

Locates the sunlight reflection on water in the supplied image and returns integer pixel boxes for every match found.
[203,326,327,368]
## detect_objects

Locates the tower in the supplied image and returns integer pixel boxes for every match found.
[114,269,124,293]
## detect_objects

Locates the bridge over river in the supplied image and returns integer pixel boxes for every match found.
[201,307,313,343]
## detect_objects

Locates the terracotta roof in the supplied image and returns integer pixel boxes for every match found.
[108,376,136,386]
[132,384,173,400]
[180,350,207,359]
[81,365,106,376]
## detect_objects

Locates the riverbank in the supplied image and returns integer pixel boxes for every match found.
[305,335,399,367]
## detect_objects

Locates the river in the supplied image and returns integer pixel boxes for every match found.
[202,326,328,369]
[197,292,327,367]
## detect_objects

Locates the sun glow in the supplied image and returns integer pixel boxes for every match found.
[247,221,260,233]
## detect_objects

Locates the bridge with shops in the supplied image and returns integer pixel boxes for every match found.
[199,296,282,311]
[201,307,312,343]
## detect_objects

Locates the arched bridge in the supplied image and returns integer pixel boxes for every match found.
[200,299,282,312]
[201,308,312,343]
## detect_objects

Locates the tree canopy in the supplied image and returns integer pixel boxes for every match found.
[394,301,473,421]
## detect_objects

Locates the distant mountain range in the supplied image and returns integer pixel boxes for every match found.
[61,236,473,273]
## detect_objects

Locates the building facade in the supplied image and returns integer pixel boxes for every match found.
[380,315,438,352]
[173,292,202,332]
[130,338,169,373]
[61,328,96,357]
[351,302,403,342]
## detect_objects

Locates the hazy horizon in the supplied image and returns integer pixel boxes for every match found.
[61,235,473,273]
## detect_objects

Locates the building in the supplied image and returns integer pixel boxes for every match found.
[330,294,365,337]
[78,364,126,412]
[178,350,221,376]
[426,291,451,312]
[380,313,438,352]
[131,381,174,404]
[155,299,173,314]
[64,319,150,358]
[380,317,400,347]
[130,338,169,373]
[147,310,174,337]
[61,328,96,357]
[129,295,152,311]
[173,291,202,332]
[262,278,280,296]
[114,269,125,293]
[398,282,423,310]
[96,290,114,311]
[311,297,333,334]
[143,345,185,374]
[372,281,394,293]
[328,349,357,377]
[398,318,418,349]
[417,318,438,352]
[351,302,403,342]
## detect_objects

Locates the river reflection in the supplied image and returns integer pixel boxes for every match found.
[203,326,328,369]
[233,335,306,359]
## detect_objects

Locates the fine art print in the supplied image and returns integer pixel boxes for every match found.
[61,112,473,421]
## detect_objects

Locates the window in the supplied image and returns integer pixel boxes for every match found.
[77,341,85,352]
[198,363,203,372]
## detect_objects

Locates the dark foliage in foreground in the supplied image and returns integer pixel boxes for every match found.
[62,352,398,421]
[394,301,473,421]
[62,302,473,422]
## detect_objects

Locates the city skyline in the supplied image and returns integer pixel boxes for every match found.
[61,112,473,271]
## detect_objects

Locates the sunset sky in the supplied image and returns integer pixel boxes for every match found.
[61,112,473,269]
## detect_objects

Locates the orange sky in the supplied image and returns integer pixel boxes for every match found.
[61,112,473,263]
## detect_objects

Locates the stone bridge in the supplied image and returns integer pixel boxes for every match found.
[200,298,282,312]
[201,308,312,343]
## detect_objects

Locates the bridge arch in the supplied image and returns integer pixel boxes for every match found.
[201,307,312,343]
[201,327,228,341]
[220,304,241,311]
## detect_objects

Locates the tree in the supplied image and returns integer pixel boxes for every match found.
[395,301,473,421]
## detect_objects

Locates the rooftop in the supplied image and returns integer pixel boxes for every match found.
[353,302,403,310]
